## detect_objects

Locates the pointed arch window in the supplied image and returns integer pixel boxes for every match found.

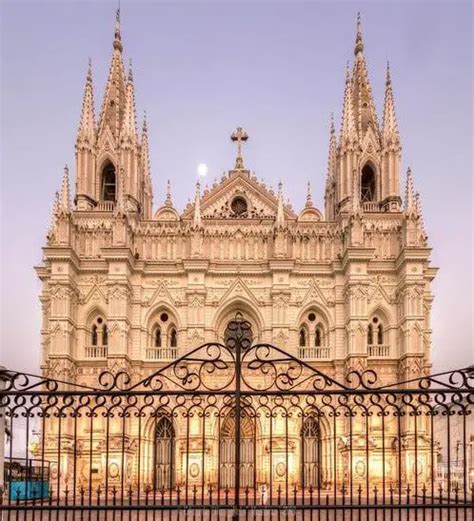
[315,327,322,347]
[90,316,108,349]
[154,325,162,348]
[299,327,307,347]
[91,324,98,346]
[367,323,374,345]
[361,164,376,202]
[170,328,177,348]
[377,324,384,345]
[101,162,117,202]
[368,317,384,345]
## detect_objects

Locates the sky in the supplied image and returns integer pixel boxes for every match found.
[0,0,472,375]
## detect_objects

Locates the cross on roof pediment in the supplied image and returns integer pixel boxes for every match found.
[181,170,296,221]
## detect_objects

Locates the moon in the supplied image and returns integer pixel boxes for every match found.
[197,163,208,177]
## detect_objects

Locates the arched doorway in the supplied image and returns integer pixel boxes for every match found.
[301,416,322,488]
[154,417,175,489]
[219,412,255,489]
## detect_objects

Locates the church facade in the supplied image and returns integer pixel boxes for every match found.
[36,13,437,492]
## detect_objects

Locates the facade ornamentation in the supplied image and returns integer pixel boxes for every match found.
[31,13,441,494]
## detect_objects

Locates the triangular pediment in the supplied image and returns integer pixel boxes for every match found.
[181,170,296,221]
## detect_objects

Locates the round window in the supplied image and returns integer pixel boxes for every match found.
[231,196,248,216]
[308,313,316,322]
[160,312,169,322]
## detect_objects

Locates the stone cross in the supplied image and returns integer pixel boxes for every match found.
[231,127,248,170]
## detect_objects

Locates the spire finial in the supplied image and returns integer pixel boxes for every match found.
[355,12,364,56]
[231,127,248,170]
[386,61,392,85]
[113,8,123,52]
[165,180,172,207]
[87,57,92,80]
[306,181,314,208]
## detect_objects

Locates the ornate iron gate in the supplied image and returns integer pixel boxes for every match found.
[0,316,473,520]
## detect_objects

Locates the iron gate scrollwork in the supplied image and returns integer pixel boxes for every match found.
[0,315,473,520]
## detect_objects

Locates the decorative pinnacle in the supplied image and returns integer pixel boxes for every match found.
[142,110,148,132]
[354,12,364,56]
[165,180,172,206]
[306,182,314,207]
[231,127,248,170]
[113,9,123,52]
[128,58,133,82]
[59,165,71,211]
[276,181,285,226]
[404,167,415,211]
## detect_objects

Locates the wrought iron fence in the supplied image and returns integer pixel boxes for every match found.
[0,316,473,520]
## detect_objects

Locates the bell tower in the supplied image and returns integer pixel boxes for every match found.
[74,10,153,215]
[327,13,402,217]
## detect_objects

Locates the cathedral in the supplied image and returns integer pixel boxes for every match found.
[35,12,437,492]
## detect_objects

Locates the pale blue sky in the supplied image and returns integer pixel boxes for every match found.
[1,0,472,374]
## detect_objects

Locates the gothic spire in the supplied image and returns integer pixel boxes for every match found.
[59,165,71,212]
[77,58,96,143]
[193,181,202,228]
[340,63,357,144]
[382,62,400,146]
[276,181,285,226]
[98,9,127,141]
[404,167,416,212]
[351,13,379,138]
[122,59,137,141]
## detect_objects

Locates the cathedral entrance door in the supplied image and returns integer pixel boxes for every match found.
[154,417,175,490]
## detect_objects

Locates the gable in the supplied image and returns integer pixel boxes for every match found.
[181,170,296,221]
